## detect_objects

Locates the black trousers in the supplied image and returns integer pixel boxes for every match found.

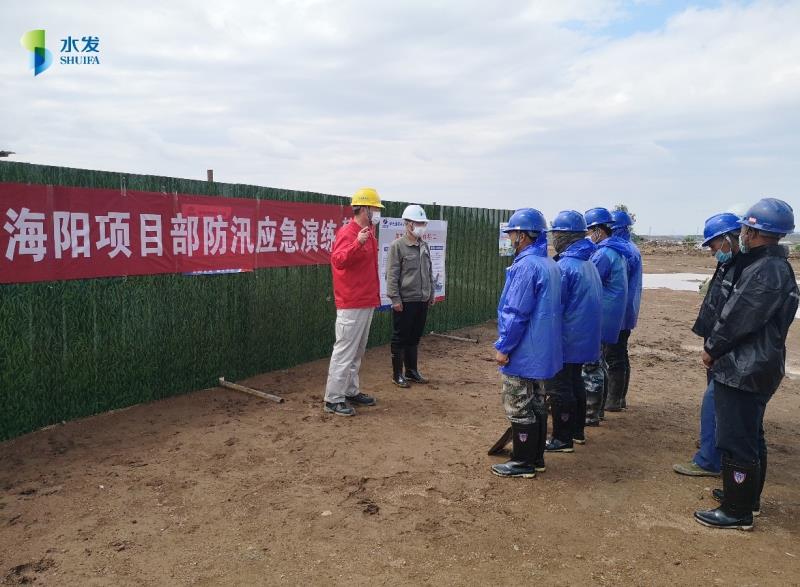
[391,301,429,348]
[714,381,770,465]
[603,328,630,373]
[546,363,583,442]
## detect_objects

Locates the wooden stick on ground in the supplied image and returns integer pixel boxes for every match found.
[218,377,284,403]
[429,331,479,344]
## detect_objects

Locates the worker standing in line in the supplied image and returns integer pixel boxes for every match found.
[604,210,642,411]
[582,207,628,425]
[544,211,602,453]
[673,212,741,478]
[490,208,562,478]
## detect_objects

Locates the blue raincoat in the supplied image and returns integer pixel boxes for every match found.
[590,236,629,344]
[495,242,563,379]
[613,227,643,330]
[556,239,602,363]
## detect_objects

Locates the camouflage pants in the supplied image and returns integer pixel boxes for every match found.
[501,374,547,426]
[582,360,608,421]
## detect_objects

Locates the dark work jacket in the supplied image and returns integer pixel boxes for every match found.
[705,245,799,395]
[691,253,739,340]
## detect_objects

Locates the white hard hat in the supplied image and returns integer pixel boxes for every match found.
[402,204,428,222]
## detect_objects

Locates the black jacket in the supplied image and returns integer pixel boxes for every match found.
[692,254,739,340]
[705,245,799,394]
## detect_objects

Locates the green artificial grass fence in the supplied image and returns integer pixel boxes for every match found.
[0,161,512,440]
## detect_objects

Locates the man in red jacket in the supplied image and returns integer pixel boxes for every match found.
[323,187,384,416]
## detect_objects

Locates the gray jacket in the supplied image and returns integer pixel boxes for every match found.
[386,235,434,304]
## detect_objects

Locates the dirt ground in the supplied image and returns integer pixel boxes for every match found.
[2,253,799,586]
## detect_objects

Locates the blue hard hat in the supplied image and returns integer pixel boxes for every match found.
[739,198,795,235]
[549,210,587,232]
[503,208,547,233]
[584,207,613,228]
[610,210,634,229]
[701,212,741,247]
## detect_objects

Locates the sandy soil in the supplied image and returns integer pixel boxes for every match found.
[2,257,799,586]
[643,250,800,275]
[642,252,717,274]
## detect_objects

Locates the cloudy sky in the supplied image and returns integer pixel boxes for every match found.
[2,0,798,234]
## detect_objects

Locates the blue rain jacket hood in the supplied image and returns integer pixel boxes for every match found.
[590,236,629,343]
[556,239,602,363]
[613,227,643,330]
[532,230,548,255]
[495,242,563,379]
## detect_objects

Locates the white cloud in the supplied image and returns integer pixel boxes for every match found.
[1,0,798,232]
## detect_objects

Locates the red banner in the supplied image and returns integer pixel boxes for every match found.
[0,183,350,284]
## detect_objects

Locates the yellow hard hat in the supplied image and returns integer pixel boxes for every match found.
[351,187,384,209]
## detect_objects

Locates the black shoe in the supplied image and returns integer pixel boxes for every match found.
[491,461,537,478]
[404,345,428,383]
[694,507,753,530]
[492,423,537,478]
[694,458,758,531]
[393,374,410,388]
[585,418,600,427]
[573,436,586,445]
[711,488,761,516]
[405,370,427,384]
[324,402,355,416]
[545,438,574,453]
[347,393,376,406]
[391,346,411,388]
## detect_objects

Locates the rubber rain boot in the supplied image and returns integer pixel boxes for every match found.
[712,451,766,516]
[621,366,631,410]
[546,400,574,452]
[604,369,625,412]
[491,423,538,478]
[404,345,428,383]
[574,387,587,444]
[534,416,547,472]
[391,345,410,388]
[695,458,757,531]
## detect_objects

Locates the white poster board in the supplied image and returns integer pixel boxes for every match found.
[499,222,514,256]
[378,218,447,307]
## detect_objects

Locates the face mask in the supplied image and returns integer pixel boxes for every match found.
[715,250,732,263]
[714,235,734,263]
[412,226,427,238]
[370,210,381,225]
[738,229,750,254]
